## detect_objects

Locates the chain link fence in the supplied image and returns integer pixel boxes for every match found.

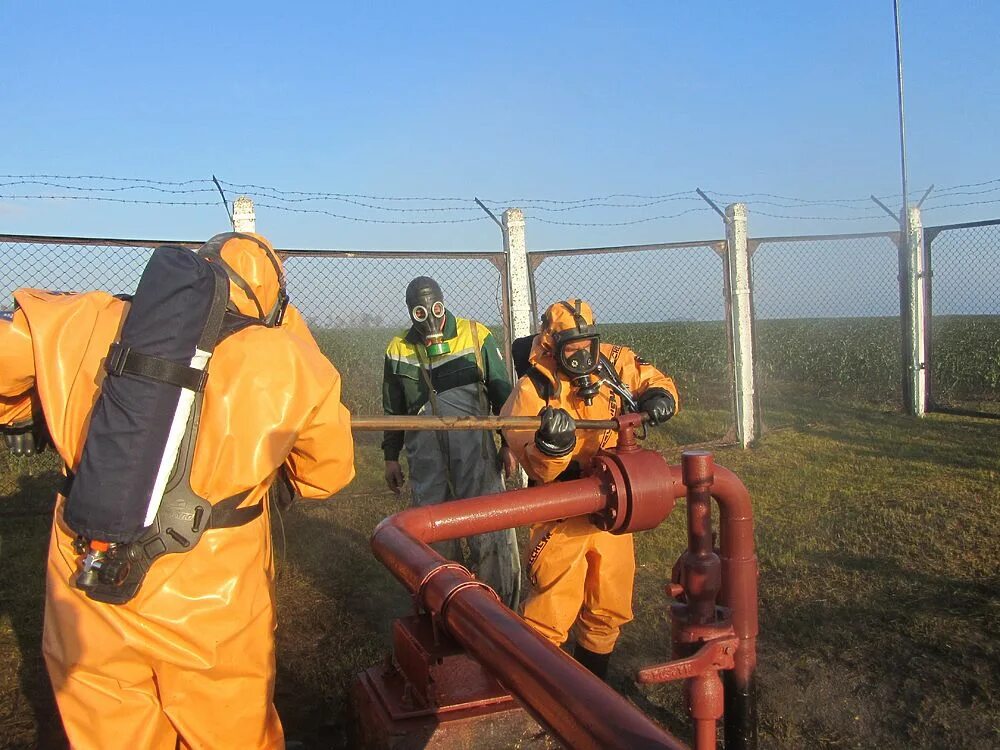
[281,250,508,417]
[528,240,735,446]
[924,219,1000,416]
[750,232,903,427]
[4,219,999,498]
[0,234,508,499]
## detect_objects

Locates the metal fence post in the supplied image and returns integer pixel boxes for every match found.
[906,206,927,416]
[725,203,758,447]
[233,196,256,233]
[503,207,533,351]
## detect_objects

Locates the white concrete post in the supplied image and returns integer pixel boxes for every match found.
[232,196,256,233]
[725,203,758,448]
[502,207,533,488]
[906,206,927,416]
[503,207,533,346]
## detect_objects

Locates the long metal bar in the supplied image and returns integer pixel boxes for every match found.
[871,194,902,224]
[922,217,1000,233]
[276,247,504,260]
[0,233,506,262]
[894,0,910,221]
[529,238,721,258]
[371,476,687,749]
[751,229,900,244]
[474,197,503,229]
[696,188,729,223]
[350,415,624,431]
[0,234,202,249]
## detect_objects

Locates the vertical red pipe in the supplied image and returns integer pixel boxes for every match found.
[682,452,724,750]
[710,466,759,750]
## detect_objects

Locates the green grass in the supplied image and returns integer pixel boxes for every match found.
[2,319,1000,748]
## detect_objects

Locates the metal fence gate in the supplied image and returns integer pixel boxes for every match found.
[749,231,903,426]
[923,219,1000,418]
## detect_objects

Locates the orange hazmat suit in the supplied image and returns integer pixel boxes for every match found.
[0,234,355,750]
[501,299,678,657]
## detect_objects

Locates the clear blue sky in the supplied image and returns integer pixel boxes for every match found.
[1,1,997,251]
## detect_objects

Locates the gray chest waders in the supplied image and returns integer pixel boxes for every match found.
[416,346,457,498]
[63,245,270,605]
[415,325,494,498]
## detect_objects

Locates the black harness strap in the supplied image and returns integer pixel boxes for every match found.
[106,344,209,391]
[207,491,264,528]
[526,366,553,402]
[61,471,263,531]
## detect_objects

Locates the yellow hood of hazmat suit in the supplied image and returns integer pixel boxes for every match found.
[0,233,355,750]
[501,298,678,658]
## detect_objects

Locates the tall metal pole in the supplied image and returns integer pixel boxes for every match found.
[893,0,909,218]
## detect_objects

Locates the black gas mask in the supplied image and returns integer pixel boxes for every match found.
[548,300,601,400]
[406,276,449,357]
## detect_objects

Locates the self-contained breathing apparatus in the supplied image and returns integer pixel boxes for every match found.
[65,233,289,605]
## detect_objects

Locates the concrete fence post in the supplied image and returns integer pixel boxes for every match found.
[502,207,533,487]
[233,196,256,233]
[503,207,533,352]
[725,203,758,448]
[905,206,927,416]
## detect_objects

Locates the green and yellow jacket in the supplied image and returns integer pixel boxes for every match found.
[382,312,512,460]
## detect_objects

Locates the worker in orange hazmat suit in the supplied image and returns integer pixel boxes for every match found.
[0,232,355,750]
[501,299,678,679]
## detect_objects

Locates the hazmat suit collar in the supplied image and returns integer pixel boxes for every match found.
[405,310,457,345]
[527,335,562,392]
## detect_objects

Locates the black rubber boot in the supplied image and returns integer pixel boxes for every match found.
[573,643,611,680]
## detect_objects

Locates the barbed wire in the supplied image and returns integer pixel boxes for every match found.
[0,194,218,207]
[921,184,1000,200]
[751,210,886,222]
[232,188,704,213]
[0,174,212,186]
[220,180,469,202]
[525,207,711,226]
[0,179,216,195]
[240,190,480,212]
[1,173,998,225]
[254,202,487,224]
[921,197,1000,212]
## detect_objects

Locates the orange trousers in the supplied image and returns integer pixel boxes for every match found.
[522,516,635,655]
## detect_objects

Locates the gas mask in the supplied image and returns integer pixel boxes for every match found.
[405,276,450,357]
[547,299,601,401]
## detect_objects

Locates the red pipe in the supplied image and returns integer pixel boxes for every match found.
[628,454,758,750]
[371,475,688,750]
[710,466,759,689]
[709,465,759,750]
[681,453,726,748]
[656,460,759,685]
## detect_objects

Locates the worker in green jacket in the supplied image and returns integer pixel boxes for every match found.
[382,276,520,609]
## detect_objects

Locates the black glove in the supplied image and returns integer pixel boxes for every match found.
[637,388,676,425]
[535,406,576,457]
[3,418,51,457]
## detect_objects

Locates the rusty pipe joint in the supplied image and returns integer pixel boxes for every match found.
[589,442,680,534]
